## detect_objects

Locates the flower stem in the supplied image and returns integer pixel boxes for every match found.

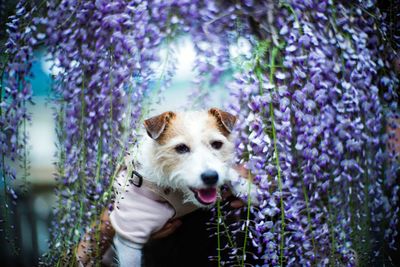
[268,46,286,266]
[254,43,286,266]
[240,171,253,267]
[327,186,337,266]
[217,198,221,267]
[269,101,285,267]
[302,183,316,263]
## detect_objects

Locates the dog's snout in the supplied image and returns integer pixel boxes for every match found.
[201,170,219,185]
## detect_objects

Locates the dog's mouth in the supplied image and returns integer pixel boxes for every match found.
[190,187,218,205]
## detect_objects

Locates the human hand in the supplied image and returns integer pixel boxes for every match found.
[150,219,183,240]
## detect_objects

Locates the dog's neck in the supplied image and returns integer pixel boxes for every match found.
[131,135,168,186]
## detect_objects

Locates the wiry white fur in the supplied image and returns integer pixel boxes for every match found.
[114,110,258,267]
[134,111,237,206]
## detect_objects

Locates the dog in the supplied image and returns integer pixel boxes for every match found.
[77,108,257,266]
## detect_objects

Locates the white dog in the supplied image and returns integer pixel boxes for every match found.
[108,108,256,267]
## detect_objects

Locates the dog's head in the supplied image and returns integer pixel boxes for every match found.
[143,108,237,207]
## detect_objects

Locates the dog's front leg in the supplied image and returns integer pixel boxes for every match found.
[228,167,259,205]
[113,234,143,267]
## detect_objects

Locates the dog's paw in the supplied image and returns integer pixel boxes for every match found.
[228,168,260,206]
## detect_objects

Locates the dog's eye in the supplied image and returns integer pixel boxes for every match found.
[211,141,223,150]
[175,144,190,154]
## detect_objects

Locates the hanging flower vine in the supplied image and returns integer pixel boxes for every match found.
[228,1,399,265]
[1,0,40,252]
[1,0,399,266]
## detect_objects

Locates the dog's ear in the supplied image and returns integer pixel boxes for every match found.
[144,111,176,140]
[208,108,237,136]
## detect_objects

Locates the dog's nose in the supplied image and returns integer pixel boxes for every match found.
[201,170,219,185]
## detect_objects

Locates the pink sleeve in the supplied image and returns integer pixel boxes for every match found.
[109,170,175,246]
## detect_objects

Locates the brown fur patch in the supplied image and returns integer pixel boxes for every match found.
[156,114,184,145]
[208,108,237,136]
[144,111,176,142]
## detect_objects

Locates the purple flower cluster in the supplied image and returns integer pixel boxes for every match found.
[228,1,399,266]
[1,0,36,249]
[42,0,180,263]
[2,0,399,266]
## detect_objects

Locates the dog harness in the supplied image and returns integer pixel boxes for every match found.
[109,155,198,247]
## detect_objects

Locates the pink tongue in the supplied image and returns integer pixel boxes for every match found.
[198,188,217,203]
